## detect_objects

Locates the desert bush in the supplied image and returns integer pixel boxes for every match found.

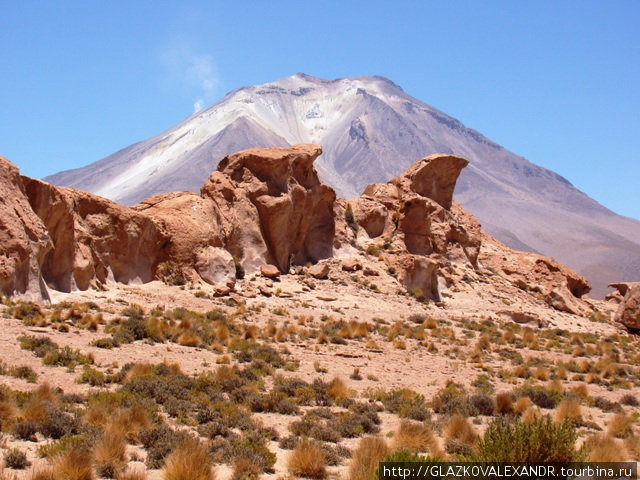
[231,457,261,480]
[3,448,30,469]
[18,335,57,357]
[472,416,585,462]
[8,365,37,382]
[515,385,559,409]
[140,426,194,469]
[432,382,471,415]
[279,435,300,450]
[620,393,639,406]
[42,345,94,369]
[377,388,430,420]
[12,420,38,440]
[593,396,620,412]
[80,366,106,387]
[469,393,494,416]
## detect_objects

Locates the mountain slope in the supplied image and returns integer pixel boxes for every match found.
[47,73,640,296]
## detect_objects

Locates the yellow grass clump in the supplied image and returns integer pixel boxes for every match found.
[94,427,127,477]
[392,420,441,456]
[348,436,389,480]
[495,393,514,415]
[585,434,627,462]
[50,448,95,480]
[288,438,327,479]
[163,439,214,480]
[514,397,533,415]
[607,412,635,439]
[327,377,350,401]
[444,414,477,446]
[554,398,582,425]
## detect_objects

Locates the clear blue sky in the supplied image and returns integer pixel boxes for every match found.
[1,1,638,219]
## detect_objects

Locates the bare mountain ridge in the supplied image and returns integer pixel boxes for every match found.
[47,73,640,297]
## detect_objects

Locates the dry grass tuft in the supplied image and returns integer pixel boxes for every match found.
[28,470,56,480]
[495,393,514,415]
[546,379,563,394]
[177,331,201,347]
[348,436,389,480]
[444,414,477,446]
[521,406,542,424]
[534,367,550,381]
[607,412,635,439]
[327,377,350,401]
[514,397,533,415]
[163,438,214,480]
[50,448,95,480]
[585,434,627,462]
[554,398,582,425]
[94,427,127,477]
[623,434,640,460]
[288,438,326,479]
[392,420,441,455]
[570,383,589,400]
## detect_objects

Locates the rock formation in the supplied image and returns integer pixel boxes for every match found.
[338,153,482,301]
[135,144,336,284]
[23,177,168,292]
[0,157,51,300]
[612,283,640,330]
[212,144,336,273]
[0,145,594,318]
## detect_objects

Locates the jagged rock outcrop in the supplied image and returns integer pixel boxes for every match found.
[137,144,336,282]
[0,146,596,315]
[0,157,51,300]
[389,154,469,210]
[212,144,336,273]
[337,153,481,301]
[22,177,168,292]
[479,233,591,313]
[613,283,640,330]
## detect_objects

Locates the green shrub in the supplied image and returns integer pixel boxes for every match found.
[18,335,57,357]
[472,416,586,462]
[140,425,194,469]
[515,385,560,409]
[432,382,471,415]
[42,345,94,369]
[3,447,31,469]
[9,365,37,382]
[469,393,495,416]
[79,366,106,387]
